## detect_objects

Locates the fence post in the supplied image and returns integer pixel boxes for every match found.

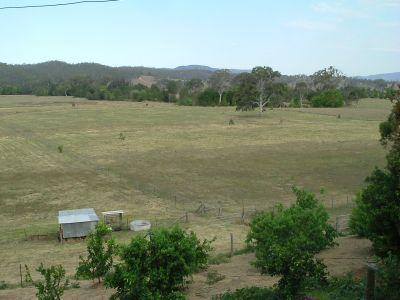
[335,216,339,232]
[185,212,188,223]
[230,233,234,257]
[331,198,334,209]
[19,264,23,287]
[366,263,377,300]
[241,206,245,223]
[218,207,222,216]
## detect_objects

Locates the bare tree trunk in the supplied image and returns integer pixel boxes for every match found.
[218,92,223,105]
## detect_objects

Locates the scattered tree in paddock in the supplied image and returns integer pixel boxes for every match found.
[311,66,345,91]
[234,66,283,113]
[209,69,232,105]
[294,81,309,107]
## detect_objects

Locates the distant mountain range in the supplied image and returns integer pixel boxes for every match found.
[356,72,400,82]
[177,65,400,82]
[175,65,249,74]
[0,61,398,87]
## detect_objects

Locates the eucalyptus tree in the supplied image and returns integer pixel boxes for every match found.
[294,81,308,107]
[311,66,345,91]
[209,69,231,105]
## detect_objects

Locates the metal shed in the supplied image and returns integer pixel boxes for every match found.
[58,208,99,239]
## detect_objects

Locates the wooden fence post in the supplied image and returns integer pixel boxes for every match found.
[230,233,234,257]
[218,207,222,216]
[19,264,23,287]
[185,212,188,223]
[331,198,334,209]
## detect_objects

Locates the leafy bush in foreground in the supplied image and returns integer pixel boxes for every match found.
[76,222,116,283]
[25,264,69,300]
[376,253,400,300]
[349,87,400,256]
[212,287,277,300]
[247,187,338,298]
[105,226,213,299]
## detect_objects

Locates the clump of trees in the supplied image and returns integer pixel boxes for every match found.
[0,63,388,109]
[247,187,338,298]
[235,67,283,113]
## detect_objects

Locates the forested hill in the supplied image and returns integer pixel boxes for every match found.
[0,61,216,86]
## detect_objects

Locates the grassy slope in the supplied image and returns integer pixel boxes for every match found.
[0,95,391,283]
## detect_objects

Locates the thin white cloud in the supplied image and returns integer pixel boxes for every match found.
[358,0,400,8]
[312,1,368,18]
[285,20,336,31]
[378,21,400,28]
[369,47,400,53]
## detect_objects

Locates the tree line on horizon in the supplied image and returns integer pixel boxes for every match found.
[0,63,394,110]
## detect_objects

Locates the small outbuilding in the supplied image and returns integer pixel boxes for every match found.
[58,208,99,240]
[102,210,124,231]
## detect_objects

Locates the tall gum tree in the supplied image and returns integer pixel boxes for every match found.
[209,69,231,105]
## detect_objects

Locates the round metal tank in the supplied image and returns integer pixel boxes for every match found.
[130,220,151,231]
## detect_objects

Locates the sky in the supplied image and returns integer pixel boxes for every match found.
[0,0,399,76]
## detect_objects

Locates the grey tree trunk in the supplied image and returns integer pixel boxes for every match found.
[218,92,223,105]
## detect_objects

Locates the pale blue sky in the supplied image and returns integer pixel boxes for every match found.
[1,0,399,75]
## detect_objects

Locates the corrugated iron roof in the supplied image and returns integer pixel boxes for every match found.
[58,208,99,224]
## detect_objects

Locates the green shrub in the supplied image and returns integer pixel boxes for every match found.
[105,226,213,299]
[349,193,370,237]
[57,145,63,153]
[247,187,338,298]
[0,281,8,290]
[198,89,219,106]
[76,222,116,283]
[177,97,193,106]
[311,89,344,107]
[212,287,277,300]
[25,264,69,300]
[376,253,400,300]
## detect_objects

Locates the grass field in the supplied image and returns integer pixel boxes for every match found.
[0,95,392,285]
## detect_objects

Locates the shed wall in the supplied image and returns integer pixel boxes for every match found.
[61,221,97,238]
